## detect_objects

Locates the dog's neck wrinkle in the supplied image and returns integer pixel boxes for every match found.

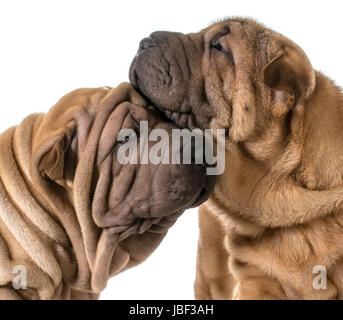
[12,114,70,241]
[235,115,292,169]
[11,115,63,233]
[11,114,95,293]
[0,120,69,297]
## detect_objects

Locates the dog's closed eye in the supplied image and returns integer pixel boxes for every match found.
[210,27,234,64]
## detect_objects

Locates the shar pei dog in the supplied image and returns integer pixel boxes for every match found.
[130,17,343,299]
[0,82,215,300]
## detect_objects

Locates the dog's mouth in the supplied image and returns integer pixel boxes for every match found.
[134,87,197,130]
[163,110,197,130]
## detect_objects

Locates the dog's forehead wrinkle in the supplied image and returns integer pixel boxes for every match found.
[176,37,192,78]
[185,33,201,51]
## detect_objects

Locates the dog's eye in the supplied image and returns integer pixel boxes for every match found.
[210,28,234,64]
[210,26,230,50]
[210,39,234,65]
[210,39,224,51]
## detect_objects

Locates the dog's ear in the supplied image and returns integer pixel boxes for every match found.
[262,45,316,117]
[37,124,75,182]
[38,134,67,181]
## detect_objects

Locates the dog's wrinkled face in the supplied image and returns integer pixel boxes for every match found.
[35,87,215,232]
[129,17,316,142]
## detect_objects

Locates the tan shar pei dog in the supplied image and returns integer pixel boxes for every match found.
[130,17,343,299]
[0,82,215,299]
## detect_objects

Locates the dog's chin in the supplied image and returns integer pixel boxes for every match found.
[192,176,216,207]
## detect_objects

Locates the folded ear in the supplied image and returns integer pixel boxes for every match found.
[38,125,75,182]
[262,45,316,117]
[38,134,66,180]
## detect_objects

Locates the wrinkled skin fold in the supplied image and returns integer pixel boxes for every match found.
[0,83,215,299]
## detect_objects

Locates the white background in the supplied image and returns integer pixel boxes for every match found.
[0,0,342,299]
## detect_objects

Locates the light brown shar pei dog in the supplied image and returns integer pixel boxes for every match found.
[0,82,215,299]
[130,17,343,299]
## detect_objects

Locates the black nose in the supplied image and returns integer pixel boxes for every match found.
[138,37,156,53]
